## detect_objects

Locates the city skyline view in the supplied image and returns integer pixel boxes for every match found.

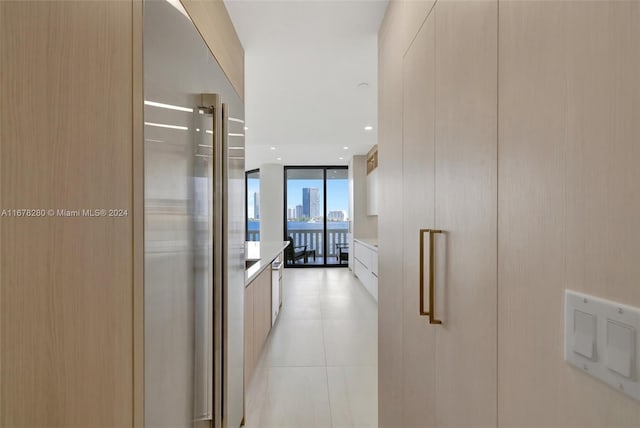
[287,179,348,219]
[247,174,349,221]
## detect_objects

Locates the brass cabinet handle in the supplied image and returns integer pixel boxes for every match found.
[419,229,430,317]
[419,229,443,325]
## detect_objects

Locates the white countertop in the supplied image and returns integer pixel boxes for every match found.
[354,238,378,251]
[245,241,290,285]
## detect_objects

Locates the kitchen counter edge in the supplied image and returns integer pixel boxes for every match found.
[245,241,290,286]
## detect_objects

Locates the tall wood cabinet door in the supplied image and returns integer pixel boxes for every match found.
[498,1,640,426]
[377,3,406,425]
[401,10,437,428]
[433,1,498,426]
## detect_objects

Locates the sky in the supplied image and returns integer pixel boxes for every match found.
[246,176,349,217]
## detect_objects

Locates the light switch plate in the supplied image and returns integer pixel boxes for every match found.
[573,309,596,360]
[565,290,640,401]
[606,319,636,379]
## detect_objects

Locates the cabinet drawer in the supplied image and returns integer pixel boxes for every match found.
[371,252,378,276]
[354,258,368,282]
[354,241,372,268]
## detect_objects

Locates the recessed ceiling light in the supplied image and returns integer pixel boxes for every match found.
[357,82,369,88]
[339,157,344,160]
[343,146,349,150]
[276,157,282,161]
[270,146,276,150]
[364,126,373,131]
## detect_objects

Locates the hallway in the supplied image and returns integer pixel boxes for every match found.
[244,268,378,428]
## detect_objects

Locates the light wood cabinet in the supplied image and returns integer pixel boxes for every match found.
[377,3,407,424]
[498,1,640,426]
[400,10,437,426]
[432,1,498,425]
[0,2,140,426]
[244,266,272,390]
[244,279,255,391]
[398,2,497,425]
[380,0,640,427]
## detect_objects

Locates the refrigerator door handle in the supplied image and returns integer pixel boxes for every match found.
[194,94,222,424]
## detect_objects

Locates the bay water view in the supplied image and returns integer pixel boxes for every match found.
[248,220,348,232]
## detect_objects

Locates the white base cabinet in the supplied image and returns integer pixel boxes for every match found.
[354,240,378,301]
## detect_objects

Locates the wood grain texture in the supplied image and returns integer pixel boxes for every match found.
[433,1,498,426]
[181,0,245,101]
[498,1,640,426]
[377,2,405,426]
[399,0,437,55]
[401,9,437,427]
[244,282,255,392]
[132,1,144,426]
[244,266,272,392]
[0,1,134,426]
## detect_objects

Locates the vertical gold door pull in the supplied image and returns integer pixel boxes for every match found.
[419,229,443,325]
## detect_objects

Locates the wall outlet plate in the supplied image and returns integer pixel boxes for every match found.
[565,290,640,401]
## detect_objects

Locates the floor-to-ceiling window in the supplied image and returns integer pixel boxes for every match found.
[284,166,349,267]
[246,169,260,241]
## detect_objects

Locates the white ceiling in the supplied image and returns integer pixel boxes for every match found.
[224,0,388,170]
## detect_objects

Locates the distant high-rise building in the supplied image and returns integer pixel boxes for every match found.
[328,210,345,221]
[295,205,303,219]
[302,188,310,217]
[253,192,260,219]
[310,188,319,218]
[302,187,320,218]
[288,208,295,219]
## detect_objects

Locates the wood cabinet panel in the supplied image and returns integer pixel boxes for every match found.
[498,1,640,426]
[251,276,263,375]
[244,266,272,389]
[0,1,135,425]
[244,281,255,391]
[377,2,407,423]
[433,1,497,426]
[381,0,640,426]
[401,10,437,427]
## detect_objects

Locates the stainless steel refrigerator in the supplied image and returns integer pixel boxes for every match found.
[144,1,245,427]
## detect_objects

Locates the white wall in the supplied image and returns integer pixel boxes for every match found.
[258,163,284,242]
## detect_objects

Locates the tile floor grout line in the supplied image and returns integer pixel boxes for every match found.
[319,282,334,428]
[248,268,377,427]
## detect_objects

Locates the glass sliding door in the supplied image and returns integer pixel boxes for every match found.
[285,168,325,266]
[246,169,260,241]
[325,168,350,266]
[284,166,348,267]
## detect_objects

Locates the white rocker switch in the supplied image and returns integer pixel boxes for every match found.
[573,309,597,360]
[606,319,636,380]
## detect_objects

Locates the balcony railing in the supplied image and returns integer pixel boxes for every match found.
[287,228,349,258]
[247,227,349,260]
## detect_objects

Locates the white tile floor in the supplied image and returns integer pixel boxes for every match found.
[244,268,378,428]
